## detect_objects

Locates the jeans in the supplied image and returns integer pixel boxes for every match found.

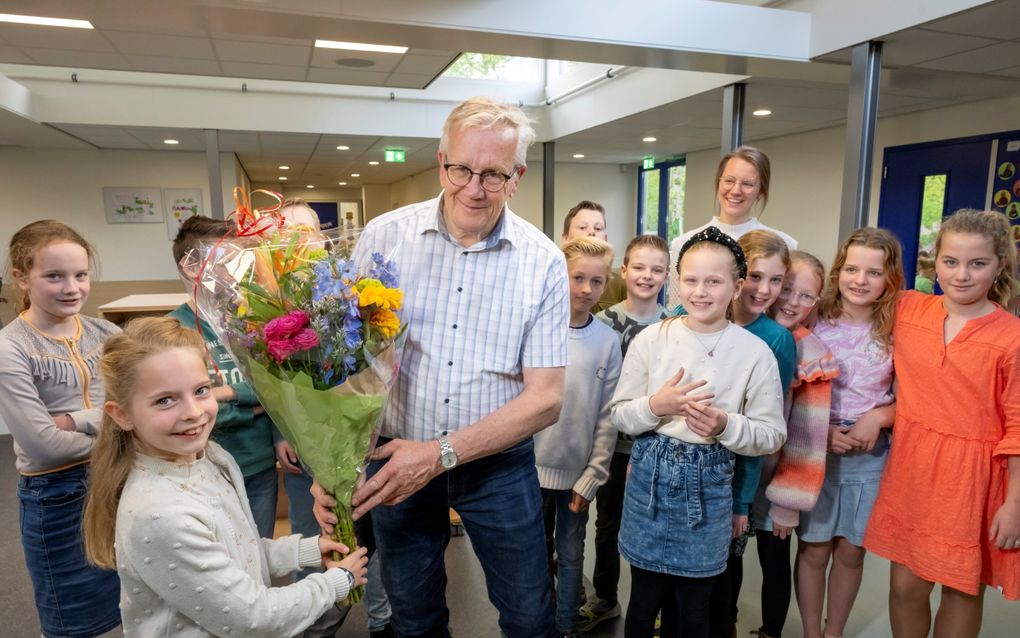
[18,465,121,638]
[592,451,629,605]
[371,437,557,638]
[284,466,393,634]
[244,465,279,540]
[542,488,589,634]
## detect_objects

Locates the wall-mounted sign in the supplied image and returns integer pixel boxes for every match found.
[642,156,655,170]
[384,148,406,163]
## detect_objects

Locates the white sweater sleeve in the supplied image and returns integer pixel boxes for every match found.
[260,534,325,579]
[715,351,787,456]
[573,339,622,501]
[610,331,668,436]
[123,503,348,638]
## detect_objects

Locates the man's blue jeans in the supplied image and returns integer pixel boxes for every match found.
[243,465,279,540]
[370,437,557,638]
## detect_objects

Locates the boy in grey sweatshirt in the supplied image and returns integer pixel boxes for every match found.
[534,238,622,637]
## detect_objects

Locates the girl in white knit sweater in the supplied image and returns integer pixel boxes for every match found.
[83,317,368,638]
[611,227,787,638]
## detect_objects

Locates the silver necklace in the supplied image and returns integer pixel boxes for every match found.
[685,317,729,357]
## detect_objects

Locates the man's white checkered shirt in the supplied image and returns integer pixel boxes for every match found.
[354,194,569,442]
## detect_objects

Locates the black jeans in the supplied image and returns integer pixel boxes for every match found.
[625,565,713,638]
[592,450,630,605]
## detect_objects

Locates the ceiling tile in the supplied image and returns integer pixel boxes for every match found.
[306,67,392,86]
[0,45,33,64]
[921,2,1020,41]
[125,54,222,76]
[220,61,307,81]
[917,42,1020,73]
[309,48,401,73]
[213,39,311,66]
[0,25,116,51]
[19,48,131,70]
[258,132,321,153]
[393,54,456,75]
[881,29,998,67]
[105,31,217,59]
[385,72,435,89]
[52,124,148,149]
[993,64,1020,78]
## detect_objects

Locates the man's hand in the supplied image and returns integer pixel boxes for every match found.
[351,439,443,519]
[276,440,302,474]
[311,481,338,535]
[211,385,237,402]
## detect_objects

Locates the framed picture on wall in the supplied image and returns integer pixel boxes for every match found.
[163,188,204,240]
[103,187,164,224]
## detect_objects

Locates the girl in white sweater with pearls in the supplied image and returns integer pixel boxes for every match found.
[83,317,368,638]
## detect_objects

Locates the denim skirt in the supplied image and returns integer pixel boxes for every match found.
[18,464,121,638]
[618,433,734,578]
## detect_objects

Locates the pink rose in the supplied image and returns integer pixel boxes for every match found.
[266,339,298,364]
[291,328,319,351]
[263,310,309,341]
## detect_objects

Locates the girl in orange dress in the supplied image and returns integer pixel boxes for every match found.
[864,209,1020,637]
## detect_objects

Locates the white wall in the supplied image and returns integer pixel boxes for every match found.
[684,95,1020,269]
[0,148,232,282]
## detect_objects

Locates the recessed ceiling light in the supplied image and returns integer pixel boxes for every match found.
[278,176,287,181]
[336,145,350,151]
[306,185,314,189]
[278,165,289,170]
[642,136,657,142]
[351,173,360,177]
[338,182,348,186]
[753,109,772,117]
[369,161,380,165]
[572,153,585,159]
[163,139,179,145]
[0,13,93,29]
[314,40,408,54]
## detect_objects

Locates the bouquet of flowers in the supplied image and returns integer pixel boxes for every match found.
[188,190,406,603]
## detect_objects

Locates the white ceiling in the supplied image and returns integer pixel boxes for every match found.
[0,0,1018,185]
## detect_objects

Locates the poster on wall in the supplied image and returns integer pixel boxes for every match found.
[163,189,203,240]
[991,137,1020,251]
[103,187,164,224]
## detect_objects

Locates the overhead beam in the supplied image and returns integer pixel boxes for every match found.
[721,83,746,153]
[543,142,555,239]
[838,41,882,241]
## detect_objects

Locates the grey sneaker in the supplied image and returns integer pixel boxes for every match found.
[577,596,621,632]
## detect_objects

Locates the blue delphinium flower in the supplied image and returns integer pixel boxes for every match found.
[313,261,347,302]
[370,252,399,288]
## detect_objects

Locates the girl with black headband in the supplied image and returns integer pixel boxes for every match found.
[609,226,787,638]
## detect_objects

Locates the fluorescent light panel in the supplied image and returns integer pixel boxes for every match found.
[0,13,93,29]
[315,40,407,54]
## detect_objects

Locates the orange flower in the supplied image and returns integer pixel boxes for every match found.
[370,308,400,338]
[358,281,403,311]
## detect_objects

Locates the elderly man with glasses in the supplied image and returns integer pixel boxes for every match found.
[315,97,567,638]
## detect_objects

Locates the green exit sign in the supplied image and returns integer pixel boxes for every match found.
[384,148,406,163]
[642,156,655,169]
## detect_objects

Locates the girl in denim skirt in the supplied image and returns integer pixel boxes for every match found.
[0,221,122,637]
[610,227,787,638]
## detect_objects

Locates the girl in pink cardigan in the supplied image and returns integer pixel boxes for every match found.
[750,250,839,638]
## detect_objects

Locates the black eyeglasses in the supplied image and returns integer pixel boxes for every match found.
[443,163,517,192]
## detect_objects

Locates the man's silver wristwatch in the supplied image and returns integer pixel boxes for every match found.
[438,434,459,470]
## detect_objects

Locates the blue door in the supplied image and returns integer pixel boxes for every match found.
[878,138,992,285]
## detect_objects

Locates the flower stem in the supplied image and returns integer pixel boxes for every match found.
[331,503,364,604]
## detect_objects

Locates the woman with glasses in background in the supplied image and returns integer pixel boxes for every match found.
[667,146,798,312]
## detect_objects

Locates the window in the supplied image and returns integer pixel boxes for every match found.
[637,159,686,243]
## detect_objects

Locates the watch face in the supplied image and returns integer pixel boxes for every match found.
[440,451,457,469]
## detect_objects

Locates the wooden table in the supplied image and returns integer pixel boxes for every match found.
[98,293,191,325]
